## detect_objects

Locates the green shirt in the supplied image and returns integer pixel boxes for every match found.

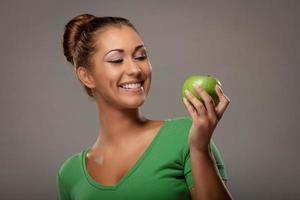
[57,116,228,200]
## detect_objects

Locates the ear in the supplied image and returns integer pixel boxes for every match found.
[76,66,96,89]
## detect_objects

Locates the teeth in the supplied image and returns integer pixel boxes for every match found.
[121,82,142,89]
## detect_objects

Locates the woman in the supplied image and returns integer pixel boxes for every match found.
[57,14,233,200]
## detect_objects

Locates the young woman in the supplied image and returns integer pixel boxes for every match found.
[57,14,233,200]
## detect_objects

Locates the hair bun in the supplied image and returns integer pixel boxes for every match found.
[63,14,96,65]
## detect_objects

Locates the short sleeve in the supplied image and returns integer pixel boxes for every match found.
[210,140,228,181]
[56,171,70,200]
[183,148,194,189]
[183,139,228,189]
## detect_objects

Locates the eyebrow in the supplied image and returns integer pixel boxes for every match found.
[104,44,146,56]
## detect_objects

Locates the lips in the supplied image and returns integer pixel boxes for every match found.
[118,82,145,94]
[119,80,145,88]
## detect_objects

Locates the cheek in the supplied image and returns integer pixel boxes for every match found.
[145,68,152,93]
[93,75,116,95]
[145,63,152,77]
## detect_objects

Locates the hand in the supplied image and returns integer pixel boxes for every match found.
[182,84,230,153]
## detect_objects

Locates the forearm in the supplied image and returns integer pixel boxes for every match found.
[190,147,233,200]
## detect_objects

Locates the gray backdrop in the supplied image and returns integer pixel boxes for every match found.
[1,0,299,199]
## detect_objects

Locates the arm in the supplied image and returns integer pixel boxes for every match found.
[189,149,232,200]
[190,180,228,198]
[182,84,233,199]
[56,172,70,200]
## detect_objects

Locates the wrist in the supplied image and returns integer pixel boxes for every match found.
[188,136,212,154]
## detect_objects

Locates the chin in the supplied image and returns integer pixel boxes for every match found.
[116,81,150,109]
[117,101,144,110]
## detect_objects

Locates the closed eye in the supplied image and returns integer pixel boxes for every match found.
[108,59,123,64]
[135,55,147,61]
[108,56,147,64]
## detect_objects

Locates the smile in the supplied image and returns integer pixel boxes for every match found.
[118,81,145,93]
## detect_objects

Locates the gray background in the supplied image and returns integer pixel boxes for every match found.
[1,0,299,199]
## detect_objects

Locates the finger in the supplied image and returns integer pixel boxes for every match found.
[185,89,207,116]
[192,83,218,121]
[182,97,198,119]
[215,85,230,120]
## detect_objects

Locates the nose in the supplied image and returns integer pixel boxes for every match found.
[125,58,142,76]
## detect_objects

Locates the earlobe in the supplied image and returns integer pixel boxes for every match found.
[76,66,96,89]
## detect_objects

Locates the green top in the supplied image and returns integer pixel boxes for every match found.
[57,116,228,200]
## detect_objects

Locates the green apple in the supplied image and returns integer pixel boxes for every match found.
[182,75,222,106]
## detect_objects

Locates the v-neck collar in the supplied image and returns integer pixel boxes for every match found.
[81,119,170,190]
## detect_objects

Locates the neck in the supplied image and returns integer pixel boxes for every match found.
[92,96,149,149]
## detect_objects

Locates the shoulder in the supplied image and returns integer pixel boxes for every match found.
[165,116,192,129]
[57,149,84,178]
[160,116,193,149]
[164,116,193,137]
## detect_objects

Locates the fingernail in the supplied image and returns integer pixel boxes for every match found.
[185,90,190,96]
[192,83,200,88]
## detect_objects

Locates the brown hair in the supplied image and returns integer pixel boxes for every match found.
[62,14,139,99]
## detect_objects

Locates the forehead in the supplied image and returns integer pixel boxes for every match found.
[95,26,144,53]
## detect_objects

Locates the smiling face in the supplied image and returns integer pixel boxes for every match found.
[78,25,152,109]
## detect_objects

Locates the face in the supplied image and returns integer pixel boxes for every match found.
[86,25,152,109]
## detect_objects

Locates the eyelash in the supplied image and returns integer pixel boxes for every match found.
[109,56,147,64]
